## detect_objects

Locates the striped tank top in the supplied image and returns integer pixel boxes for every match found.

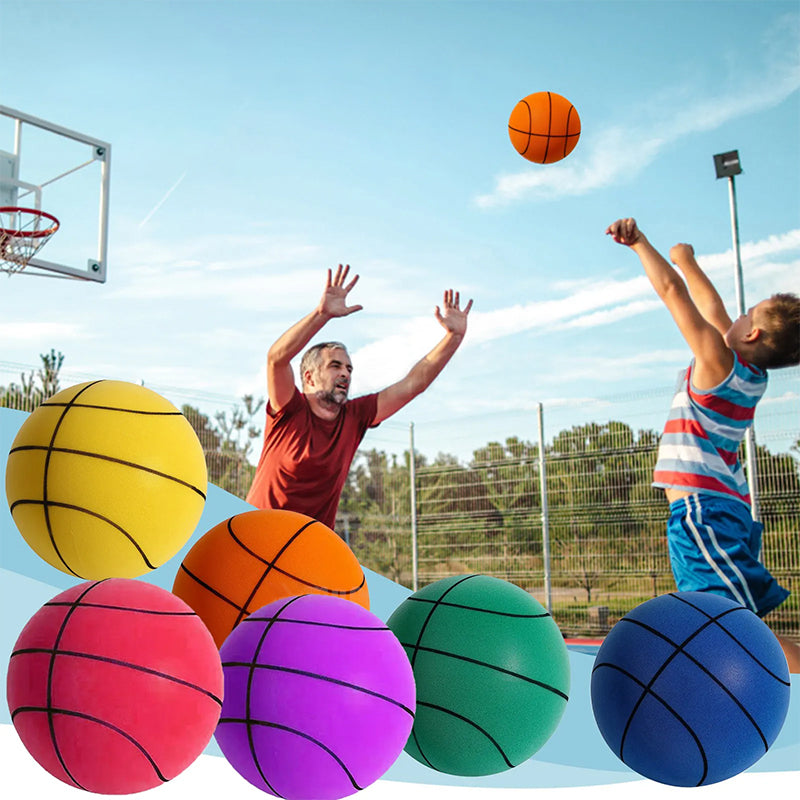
[652,354,767,506]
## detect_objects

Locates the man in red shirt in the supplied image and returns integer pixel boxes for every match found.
[246,264,472,529]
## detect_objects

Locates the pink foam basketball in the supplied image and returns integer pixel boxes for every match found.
[6,579,224,794]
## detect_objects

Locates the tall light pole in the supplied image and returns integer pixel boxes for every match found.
[713,150,760,521]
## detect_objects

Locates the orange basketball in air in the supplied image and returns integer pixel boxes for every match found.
[171,508,370,648]
[508,91,581,164]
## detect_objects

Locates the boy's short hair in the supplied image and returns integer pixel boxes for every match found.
[758,293,800,369]
[300,342,349,386]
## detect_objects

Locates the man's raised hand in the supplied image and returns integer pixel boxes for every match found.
[319,264,363,319]
[435,289,473,336]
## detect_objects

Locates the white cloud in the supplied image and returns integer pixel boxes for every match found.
[558,299,663,330]
[349,316,443,395]
[349,227,800,386]
[759,389,800,407]
[475,18,800,207]
[0,322,84,341]
[538,350,689,388]
[475,128,664,207]
[103,231,326,307]
[397,349,689,421]
[102,227,438,319]
[700,230,800,273]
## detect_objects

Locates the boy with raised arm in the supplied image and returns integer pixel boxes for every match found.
[607,217,800,672]
[247,264,472,531]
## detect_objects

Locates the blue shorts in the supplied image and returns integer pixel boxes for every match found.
[667,493,789,618]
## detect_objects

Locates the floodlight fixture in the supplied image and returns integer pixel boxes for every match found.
[714,150,742,179]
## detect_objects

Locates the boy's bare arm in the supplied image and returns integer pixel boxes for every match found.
[668,243,733,335]
[606,218,733,388]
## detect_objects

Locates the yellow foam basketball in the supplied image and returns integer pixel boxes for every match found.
[5,380,208,579]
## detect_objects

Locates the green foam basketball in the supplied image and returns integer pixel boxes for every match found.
[386,574,570,776]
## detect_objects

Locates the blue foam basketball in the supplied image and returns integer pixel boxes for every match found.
[590,591,790,786]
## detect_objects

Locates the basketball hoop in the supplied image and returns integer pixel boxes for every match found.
[0,206,60,275]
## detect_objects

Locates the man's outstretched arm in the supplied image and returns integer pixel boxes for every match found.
[374,290,472,425]
[267,264,362,411]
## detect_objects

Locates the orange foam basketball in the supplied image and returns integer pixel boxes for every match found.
[171,508,369,647]
[508,91,581,164]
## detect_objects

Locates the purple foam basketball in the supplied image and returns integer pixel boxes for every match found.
[215,594,416,800]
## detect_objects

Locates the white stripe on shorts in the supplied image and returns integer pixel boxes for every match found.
[682,495,758,613]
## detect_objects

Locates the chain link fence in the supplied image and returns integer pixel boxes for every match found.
[338,367,800,640]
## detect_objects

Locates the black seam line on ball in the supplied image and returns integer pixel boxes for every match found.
[227,517,367,591]
[405,596,551,619]
[415,701,515,769]
[12,648,222,706]
[669,593,790,685]
[246,595,306,797]
[522,98,533,156]
[563,104,579,157]
[597,604,748,786]
[241,615,386,632]
[508,125,577,141]
[39,401,185,416]
[177,561,367,619]
[220,661,414,717]
[11,706,169,783]
[406,574,484,774]
[607,614,771,751]
[408,574,479,669]
[230,516,319,629]
[45,580,107,789]
[216,718,364,792]
[543,92,553,163]
[613,608,738,779]
[42,600,197,617]
[179,564,243,611]
[401,642,568,701]
[9,499,158,574]
[410,728,436,769]
[9,445,207,500]
[38,381,101,577]
[227,514,366,601]
[592,662,708,786]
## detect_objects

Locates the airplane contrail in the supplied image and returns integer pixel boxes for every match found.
[138,171,187,228]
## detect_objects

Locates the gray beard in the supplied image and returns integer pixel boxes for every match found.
[318,388,348,406]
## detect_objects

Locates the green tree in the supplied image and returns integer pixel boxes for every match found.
[534,421,658,603]
[755,439,800,633]
[339,448,419,585]
[1,349,65,410]
[182,396,263,499]
[471,436,540,514]
[414,455,504,577]
[213,394,265,460]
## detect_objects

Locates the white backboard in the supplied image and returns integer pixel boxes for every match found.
[0,105,111,282]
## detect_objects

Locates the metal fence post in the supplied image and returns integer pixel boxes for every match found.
[537,403,552,614]
[409,422,419,591]
[341,514,350,548]
[715,151,760,521]
[728,174,761,521]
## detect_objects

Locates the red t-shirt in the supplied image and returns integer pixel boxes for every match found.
[246,387,379,529]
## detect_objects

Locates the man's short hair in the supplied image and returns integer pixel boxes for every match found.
[300,342,349,386]
[758,293,800,369]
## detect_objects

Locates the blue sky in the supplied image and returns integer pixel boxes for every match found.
[1,0,798,461]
